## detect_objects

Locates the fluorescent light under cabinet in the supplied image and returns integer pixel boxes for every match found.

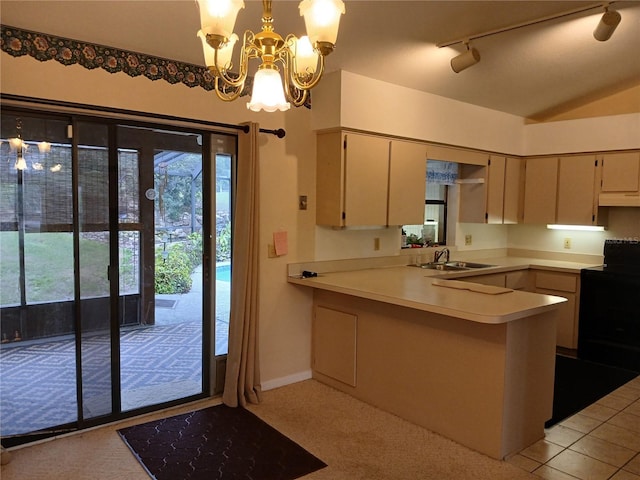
[546,224,606,232]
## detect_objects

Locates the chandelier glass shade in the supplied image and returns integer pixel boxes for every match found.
[195,0,345,112]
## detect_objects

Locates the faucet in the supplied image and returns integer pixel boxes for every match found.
[433,248,450,263]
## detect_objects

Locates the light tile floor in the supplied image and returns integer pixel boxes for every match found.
[508,376,640,480]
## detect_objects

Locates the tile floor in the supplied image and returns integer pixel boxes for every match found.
[507,376,640,480]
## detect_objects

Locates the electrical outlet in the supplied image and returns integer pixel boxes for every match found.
[564,238,572,249]
[298,195,308,210]
[465,234,472,246]
[374,237,380,251]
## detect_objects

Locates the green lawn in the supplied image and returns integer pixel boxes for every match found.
[0,231,114,305]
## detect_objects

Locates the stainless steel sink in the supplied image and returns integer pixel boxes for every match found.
[412,261,495,271]
[444,261,496,269]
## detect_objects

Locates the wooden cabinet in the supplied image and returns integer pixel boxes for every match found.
[534,271,580,349]
[488,156,521,224]
[313,305,357,387]
[556,155,599,225]
[523,155,601,226]
[523,157,558,224]
[459,156,522,224]
[388,140,430,226]
[459,270,531,290]
[600,152,640,192]
[316,131,426,227]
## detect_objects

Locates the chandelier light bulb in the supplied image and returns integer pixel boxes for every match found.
[293,36,319,76]
[247,67,291,112]
[9,137,23,150]
[196,0,344,110]
[15,155,27,170]
[37,141,51,153]
[196,0,244,38]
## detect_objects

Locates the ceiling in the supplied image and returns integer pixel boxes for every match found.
[1,1,639,119]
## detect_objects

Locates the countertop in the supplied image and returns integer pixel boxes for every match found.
[288,256,598,325]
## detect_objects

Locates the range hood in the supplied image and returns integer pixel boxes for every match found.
[599,193,640,207]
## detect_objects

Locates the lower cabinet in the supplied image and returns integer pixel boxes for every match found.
[313,305,357,387]
[459,270,531,290]
[533,271,580,349]
[459,268,579,349]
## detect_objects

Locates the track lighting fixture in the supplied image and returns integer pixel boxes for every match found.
[438,2,623,69]
[593,4,621,41]
[450,42,480,73]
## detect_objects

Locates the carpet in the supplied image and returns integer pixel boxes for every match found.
[118,404,327,480]
[545,355,639,428]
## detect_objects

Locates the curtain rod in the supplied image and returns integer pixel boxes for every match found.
[0,94,286,138]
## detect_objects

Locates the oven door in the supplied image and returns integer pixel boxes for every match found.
[578,268,640,372]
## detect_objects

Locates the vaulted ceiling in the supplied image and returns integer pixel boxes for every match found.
[2,1,639,120]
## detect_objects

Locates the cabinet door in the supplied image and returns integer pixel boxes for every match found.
[601,152,640,192]
[486,156,506,224]
[344,133,390,226]
[316,131,345,226]
[387,140,427,226]
[557,155,597,225]
[459,273,506,287]
[536,289,577,348]
[313,306,357,386]
[523,157,558,224]
[503,158,522,224]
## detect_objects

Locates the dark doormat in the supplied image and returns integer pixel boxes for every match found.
[545,355,639,428]
[118,404,326,480]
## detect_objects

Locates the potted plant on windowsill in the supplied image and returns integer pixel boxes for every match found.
[406,233,424,248]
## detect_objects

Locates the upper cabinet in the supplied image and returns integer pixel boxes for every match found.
[523,157,558,224]
[523,155,601,226]
[600,152,640,192]
[316,131,426,227]
[598,151,640,207]
[388,140,429,226]
[556,155,599,225]
[459,156,522,224]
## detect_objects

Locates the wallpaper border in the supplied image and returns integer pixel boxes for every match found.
[0,24,253,97]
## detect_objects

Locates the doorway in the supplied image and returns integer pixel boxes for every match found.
[0,110,234,444]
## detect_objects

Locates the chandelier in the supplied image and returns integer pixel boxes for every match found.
[195,0,345,112]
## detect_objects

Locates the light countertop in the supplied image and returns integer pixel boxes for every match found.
[287,256,598,325]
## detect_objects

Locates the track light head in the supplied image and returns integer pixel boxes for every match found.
[594,7,621,41]
[451,43,480,73]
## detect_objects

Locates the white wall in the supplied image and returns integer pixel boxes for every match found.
[0,54,317,387]
[312,71,526,155]
[524,113,640,155]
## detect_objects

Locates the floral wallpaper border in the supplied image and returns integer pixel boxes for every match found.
[0,24,256,98]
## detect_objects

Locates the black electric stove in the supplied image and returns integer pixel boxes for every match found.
[578,240,640,372]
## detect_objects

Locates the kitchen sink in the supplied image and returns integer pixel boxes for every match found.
[412,261,495,271]
[444,261,496,269]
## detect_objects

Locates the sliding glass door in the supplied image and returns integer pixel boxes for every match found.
[0,110,234,444]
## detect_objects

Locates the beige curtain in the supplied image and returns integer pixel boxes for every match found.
[222,122,262,407]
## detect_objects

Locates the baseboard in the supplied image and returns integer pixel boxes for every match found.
[261,370,312,391]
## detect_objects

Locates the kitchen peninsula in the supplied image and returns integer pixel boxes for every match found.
[288,262,568,459]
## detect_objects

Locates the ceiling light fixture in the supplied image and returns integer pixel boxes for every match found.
[437,1,621,71]
[450,41,480,73]
[196,0,345,112]
[593,4,621,41]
